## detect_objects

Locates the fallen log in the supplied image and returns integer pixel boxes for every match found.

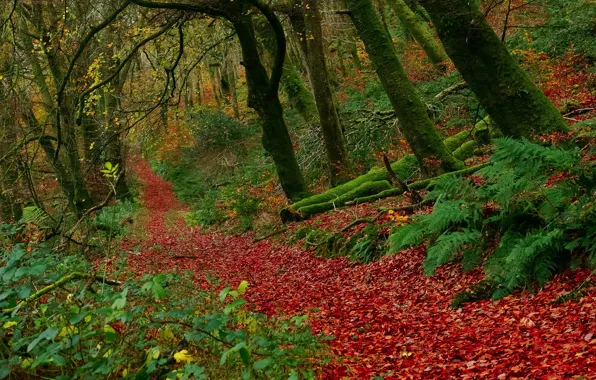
[281,122,496,222]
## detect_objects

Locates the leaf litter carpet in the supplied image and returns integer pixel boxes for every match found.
[123,161,596,379]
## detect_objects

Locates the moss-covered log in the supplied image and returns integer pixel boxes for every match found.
[294,180,392,219]
[280,127,482,222]
[419,0,569,137]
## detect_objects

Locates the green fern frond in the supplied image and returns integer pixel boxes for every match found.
[424,200,481,233]
[424,229,482,275]
[21,206,52,228]
[388,222,425,253]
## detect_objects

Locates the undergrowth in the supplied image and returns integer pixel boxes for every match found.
[390,137,596,300]
[0,222,328,379]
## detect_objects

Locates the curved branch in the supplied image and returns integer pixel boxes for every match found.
[3,272,121,314]
[246,0,286,96]
[0,135,57,164]
[54,0,131,158]
[76,16,180,125]
[129,0,227,17]
[167,16,187,98]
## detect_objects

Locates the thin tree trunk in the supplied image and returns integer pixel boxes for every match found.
[345,0,463,175]
[387,0,449,67]
[290,0,351,185]
[419,0,569,137]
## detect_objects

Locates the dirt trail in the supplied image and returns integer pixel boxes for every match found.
[124,160,596,379]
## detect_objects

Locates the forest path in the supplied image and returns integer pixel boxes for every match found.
[124,160,596,379]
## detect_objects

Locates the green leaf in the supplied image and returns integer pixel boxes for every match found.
[153,274,167,283]
[112,297,126,310]
[152,283,166,300]
[27,327,59,352]
[29,264,46,276]
[253,358,272,370]
[14,267,28,278]
[219,287,230,302]
[224,298,246,315]
[69,312,89,325]
[239,347,250,365]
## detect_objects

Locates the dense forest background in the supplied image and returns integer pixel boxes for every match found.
[1,0,595,378]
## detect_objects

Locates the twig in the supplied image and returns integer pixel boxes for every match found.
[340,211,385,233]
[253,227,288,242]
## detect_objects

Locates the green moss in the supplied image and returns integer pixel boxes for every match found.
[296,180,392,219]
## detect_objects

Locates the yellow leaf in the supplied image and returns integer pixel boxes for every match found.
[58,326,79,338]
[89,142,95,150]
[3,321,17,329]
[84,315,92,323]
[237,280,249,295]
[174,349,193,364]
[121,369,128,378]
[146,347,161,363]
[21,358,32,369]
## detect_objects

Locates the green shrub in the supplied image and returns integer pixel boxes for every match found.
[187,110,253,152]
[185,191,225,227]
[0,223,329,379]
[507,0,596,58]
[94,200,139,237]
[389,138,596,299]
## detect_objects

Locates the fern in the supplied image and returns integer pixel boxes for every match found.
[388,136,596,299]
[488,229,565,291]
[21,206,52,228]
[424,229,482,275]
[424,200,481,233]
[388,222,425,253]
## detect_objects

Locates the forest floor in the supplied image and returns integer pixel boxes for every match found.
[120,160,596,379]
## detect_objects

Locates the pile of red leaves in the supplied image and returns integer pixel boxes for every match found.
[123,161,596,379]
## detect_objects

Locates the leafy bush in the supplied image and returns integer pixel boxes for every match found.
[94,200,139,237]
[508,0,596,58]
[185,191,226,227]
[186,110,253,152]
[0,224,328,379]
[389,137,596,299]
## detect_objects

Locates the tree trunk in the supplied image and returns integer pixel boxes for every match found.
[232,13,307,200]
[419,0,569,137]
[281,61,320,128]
[344,0,462,175]
[387,0,449,67]
[291,0,351,185]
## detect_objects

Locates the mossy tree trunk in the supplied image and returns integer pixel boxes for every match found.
[290,0,350,185]
[232,12,307,200]
[418,0,569,137]
[344,0,462,175]
[281,61,320,128]
[387,0,449,67]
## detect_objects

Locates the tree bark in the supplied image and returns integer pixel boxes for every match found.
[232,12,307,200]
[418,0,569,137]
[344,0,463,175]
[291,0,350,185]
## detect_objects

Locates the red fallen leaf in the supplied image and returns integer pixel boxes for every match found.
[121,159,596,379]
